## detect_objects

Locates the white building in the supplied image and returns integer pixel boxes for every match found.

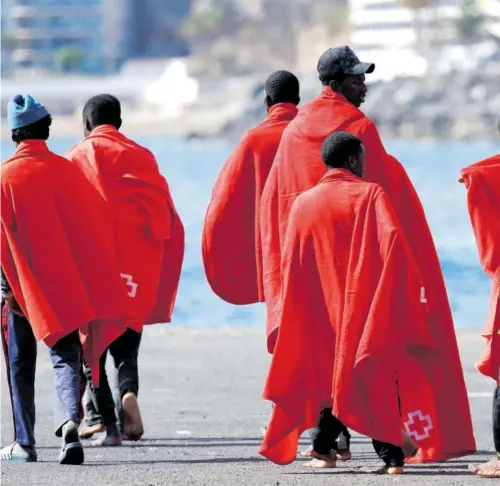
[348,0,499,80]
[478,0,500,37]
[349,0,461,52]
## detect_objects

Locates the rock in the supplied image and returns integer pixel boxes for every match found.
[218,65,500,142]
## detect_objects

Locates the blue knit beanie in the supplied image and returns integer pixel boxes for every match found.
[7,94,49,130]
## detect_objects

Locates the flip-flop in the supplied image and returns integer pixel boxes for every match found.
[59,442,84,465]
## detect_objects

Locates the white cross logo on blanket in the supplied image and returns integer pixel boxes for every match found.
[404,410,433,441]
[420,287,428,304]
[120,273,138,298]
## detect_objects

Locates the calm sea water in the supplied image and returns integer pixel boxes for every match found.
[1,136,498,329]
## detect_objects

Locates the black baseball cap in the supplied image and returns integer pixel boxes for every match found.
[317,46,375,81]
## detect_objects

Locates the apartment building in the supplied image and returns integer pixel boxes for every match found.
[2,0,104,72]
[347,0,498,79]
[1,0,190,73]
[349,0,465,55]
[479,0,500,36]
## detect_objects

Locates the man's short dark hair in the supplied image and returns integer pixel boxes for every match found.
[321,131,363,168]
[264,70,300,105]
[11,115,52,144]
[83,94,121,128]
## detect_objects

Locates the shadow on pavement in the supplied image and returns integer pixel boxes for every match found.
[84,457,267,466]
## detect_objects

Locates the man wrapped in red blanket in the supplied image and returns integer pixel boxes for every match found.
[67,94,185,445]
[260,46,475,462]
[460,150,500,479]
[202,71,299,304]
[260,132,476,474]
[1,94,134,464]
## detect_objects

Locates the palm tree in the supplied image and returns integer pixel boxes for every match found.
[455,0,486,44]
[400,0,431,55]
[54,46,86,73]
[400,0,429,7]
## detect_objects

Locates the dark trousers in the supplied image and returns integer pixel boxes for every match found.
[82,329,141,428]
[494,386,500,454]
[311,408,405,467]
[5,311,82,445]
[309,413,351,452]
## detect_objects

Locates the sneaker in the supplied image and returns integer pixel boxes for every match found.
[1,443,37,462]
[59,421,84,465]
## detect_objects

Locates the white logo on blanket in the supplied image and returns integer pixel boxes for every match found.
[420,287,428,304]
[120,273,138,298]
[404,410,434,441]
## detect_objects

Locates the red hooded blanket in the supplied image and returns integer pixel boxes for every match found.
[1,140,134,380]
[67,126,184,328]
[202,103,297,304]
[461,154,500,382]
[260,88,475,461]
[260,170,446,464]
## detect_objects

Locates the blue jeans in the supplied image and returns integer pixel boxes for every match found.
[6,311,83,444]
[494,386,500,454]
[7,311,37,446]
[50,331,83,437]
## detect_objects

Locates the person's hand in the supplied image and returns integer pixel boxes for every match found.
[458,176,464,183]
[4,292,24,316]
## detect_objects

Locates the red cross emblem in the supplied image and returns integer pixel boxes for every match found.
[404,410,433,441]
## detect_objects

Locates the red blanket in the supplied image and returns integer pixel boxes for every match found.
[202,103,297,304]
[67,126,184,327]
[260,88,475,460]
[1,140,134,381]
[261,170,446,464]
[461,154,500,381]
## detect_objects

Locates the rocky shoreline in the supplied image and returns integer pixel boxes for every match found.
[1,66,498,143]
[219,65,500,143]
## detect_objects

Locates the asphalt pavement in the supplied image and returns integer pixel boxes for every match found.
[1,327,496,485]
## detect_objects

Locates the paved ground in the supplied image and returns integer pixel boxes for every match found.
[1,327,496,485]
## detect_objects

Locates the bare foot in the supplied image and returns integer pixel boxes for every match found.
[301,448,351,461]
[90,434,122,447]
[401,429,419,458]
[376,466,404,475]
[304,450,336,469]
[336,450,352,461]
[122,392,144,441]
[79,423,105,439]
[300,448,313,457]
[468,458,500,478]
